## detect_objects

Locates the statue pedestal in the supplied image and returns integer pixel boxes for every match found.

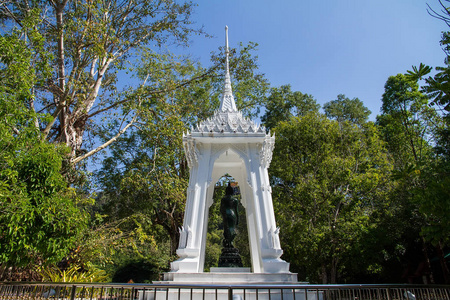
[218,247,243,267]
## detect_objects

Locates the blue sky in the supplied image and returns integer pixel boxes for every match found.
[182,0,447,120]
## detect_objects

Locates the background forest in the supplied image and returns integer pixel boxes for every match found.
[0,0,449,284]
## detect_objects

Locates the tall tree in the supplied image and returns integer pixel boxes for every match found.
[0,0,201,162]
[324,94,371,126]
[271,112,393,283]
[401,0,450,281]
[0,28,89,280]
[377,74,438,169]
[261,84,319,130]
[377,72,447,283]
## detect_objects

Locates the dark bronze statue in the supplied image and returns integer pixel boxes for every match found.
[218,182,243,267]
[220,183,239,248]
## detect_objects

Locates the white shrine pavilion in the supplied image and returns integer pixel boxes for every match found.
[164,27,297,284]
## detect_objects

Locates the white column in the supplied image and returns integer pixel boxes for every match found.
[171,144,212,273]
[248,142,290,273]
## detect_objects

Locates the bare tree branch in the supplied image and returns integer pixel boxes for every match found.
[71,113,138,164]
[427,0,450,27]
[87,64,219,119]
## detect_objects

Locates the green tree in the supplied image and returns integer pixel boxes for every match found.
[402,3,450,282]
[324,94,371,125]
[271,112,393,283]
[261,84,319,130]
[383,73,449,249]
[0,0,201,162]
[0,29,89,279]
[377,72,448,283]
[0,141,90,271]
[377,74,438,168]
[422,114,450,283]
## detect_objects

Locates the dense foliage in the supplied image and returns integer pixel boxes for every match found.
[270,113,392,283]
[0,21,89,280]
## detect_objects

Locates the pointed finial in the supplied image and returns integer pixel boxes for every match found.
[219,25,237,112]
[225,25,230,75]
[225,25,229,54]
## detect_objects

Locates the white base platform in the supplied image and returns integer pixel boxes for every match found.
[158,268,299,284]
[139,287,319,300]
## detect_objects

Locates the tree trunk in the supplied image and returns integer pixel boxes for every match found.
[437,241,450,284]
[55,0,67,142]
[330,257,338,284]
[58,113,86,158]
[422,238,435,284]
[169,227,180,257]
[321,264,328,284]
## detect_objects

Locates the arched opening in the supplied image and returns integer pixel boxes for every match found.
[204,174,251,271]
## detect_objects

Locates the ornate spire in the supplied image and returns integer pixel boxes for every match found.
[219,26,237,112]
[186,26,268,137]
